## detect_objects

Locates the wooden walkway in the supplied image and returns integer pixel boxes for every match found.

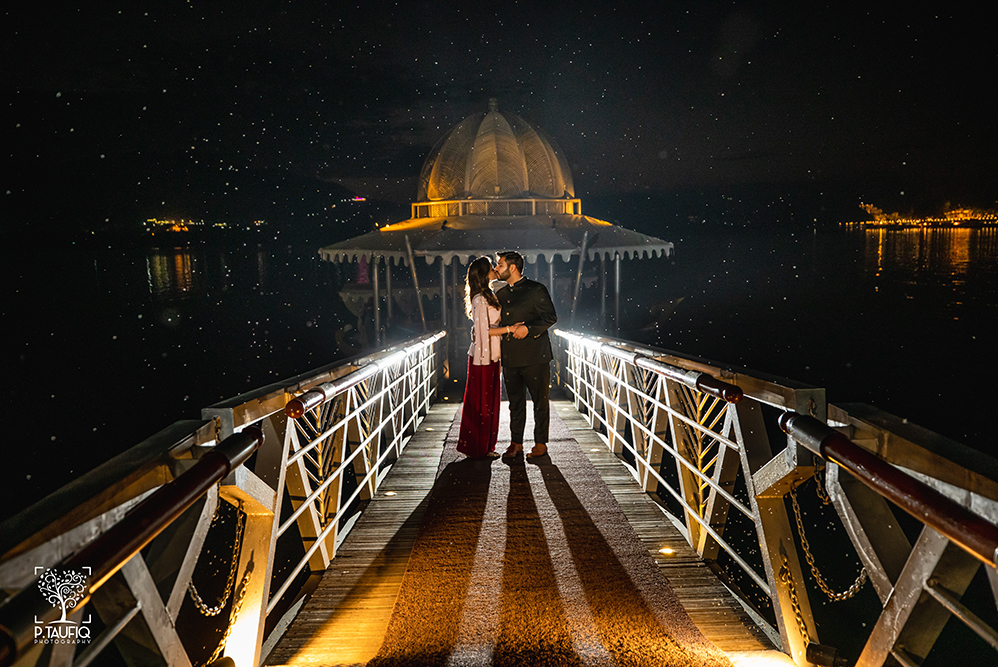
[265,397,787,667]
[555,403,784,665]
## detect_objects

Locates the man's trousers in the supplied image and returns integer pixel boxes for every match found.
[502,362,551,445]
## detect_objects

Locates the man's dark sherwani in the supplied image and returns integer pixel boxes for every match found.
[496,277,558,445]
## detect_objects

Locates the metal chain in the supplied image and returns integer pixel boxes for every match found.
[778,553,811,646]
[189,504,246,616]
[790,485,867,601]
[813,459,831,505]
[202,566,252,667]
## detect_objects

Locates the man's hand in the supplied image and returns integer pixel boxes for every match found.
[512,323,528,339]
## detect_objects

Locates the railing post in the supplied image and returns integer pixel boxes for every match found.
[347,386,376,502]
[696,408,742,561]
[623,363,657,490]
[731,399,819,666]
[827,462,912,603]
[215,492,275,667]
[642,376,671,493]
[663,376,718,553]
[283,408,338,570]
[856,528,982,667]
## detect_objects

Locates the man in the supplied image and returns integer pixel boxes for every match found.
[494,251,558,459]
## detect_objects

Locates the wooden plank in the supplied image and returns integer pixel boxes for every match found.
[558,400,775,654]
[266,398,776,664]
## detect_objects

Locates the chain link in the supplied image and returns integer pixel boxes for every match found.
[813,460,831,505]
[189,504,246,616]
[778,553,811,646]
[203,566,252,667]
[790,485,867,601]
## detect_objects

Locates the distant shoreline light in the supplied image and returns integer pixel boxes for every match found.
[841,204,998,228]
[840,216,998,229]
[143,218,266,234]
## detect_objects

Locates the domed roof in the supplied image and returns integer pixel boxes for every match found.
[416,99,575,202]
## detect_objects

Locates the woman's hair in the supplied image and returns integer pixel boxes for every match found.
[465,256,500,318]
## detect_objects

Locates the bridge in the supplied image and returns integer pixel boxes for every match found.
[1,329,996,667]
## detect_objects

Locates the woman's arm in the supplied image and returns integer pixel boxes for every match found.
[489,322,521,336]
[470,297,491,366]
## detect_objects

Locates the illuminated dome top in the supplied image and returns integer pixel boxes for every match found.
[416,99,575,202]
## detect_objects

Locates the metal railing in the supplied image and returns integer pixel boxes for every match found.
[0,429,263,667]
[0,331,447,667]
[5,323,994,667]
[552,328,998,667]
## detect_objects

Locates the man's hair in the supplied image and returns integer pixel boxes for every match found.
[497,251,524,273]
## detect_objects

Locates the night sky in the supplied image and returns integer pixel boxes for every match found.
[5,2,997,237]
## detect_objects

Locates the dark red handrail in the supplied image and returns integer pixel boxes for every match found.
[0,427,264,667]
[693,373,744,404]
[779,412,998,568]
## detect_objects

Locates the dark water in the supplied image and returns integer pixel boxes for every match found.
[3,236,356,518]
[640,225,998,448]
[3,225,996,521]
[2,224,997,666]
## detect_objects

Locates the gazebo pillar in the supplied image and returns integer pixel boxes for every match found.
[614,253,621,334]
[548,258,555,301]
[440,258,447,329]
[386,258,393,323]
[372,256,382,346]
[452,260,461,323]
[600,254,606,328]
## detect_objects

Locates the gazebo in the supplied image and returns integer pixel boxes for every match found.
[320,99,673,343]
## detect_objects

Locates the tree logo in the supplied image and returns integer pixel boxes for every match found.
[33,566,92,645]
[37,568,87,622]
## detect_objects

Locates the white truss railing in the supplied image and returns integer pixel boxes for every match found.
[0,331,447,667]
[552,328,998,667]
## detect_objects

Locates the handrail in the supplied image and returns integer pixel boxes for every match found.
[554,329,772,594]
[285,332,444,419]
[265,330,445,616]
[779,412,998,568]
[0,427,264,667]
[554,329,743,403]
[553,328,998,664]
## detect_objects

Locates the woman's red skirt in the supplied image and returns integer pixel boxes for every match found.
[456,357,502,458]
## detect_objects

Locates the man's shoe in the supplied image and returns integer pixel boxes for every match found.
[502,443,523,458]
[526,443,548,458]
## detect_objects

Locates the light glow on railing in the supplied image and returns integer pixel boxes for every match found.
[267,333,443,614]
[556,329,769,594]
[222,591,264,667]
[279,355,427,534]
[377,350,408,370]
[554,329,742,403]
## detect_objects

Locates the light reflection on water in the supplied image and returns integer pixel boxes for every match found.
[865,226,998,286]
[862,227,998,321]
[146,247,195,297]
[144,245,272,298]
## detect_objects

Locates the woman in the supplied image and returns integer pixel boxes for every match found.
[456,257,508,458]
